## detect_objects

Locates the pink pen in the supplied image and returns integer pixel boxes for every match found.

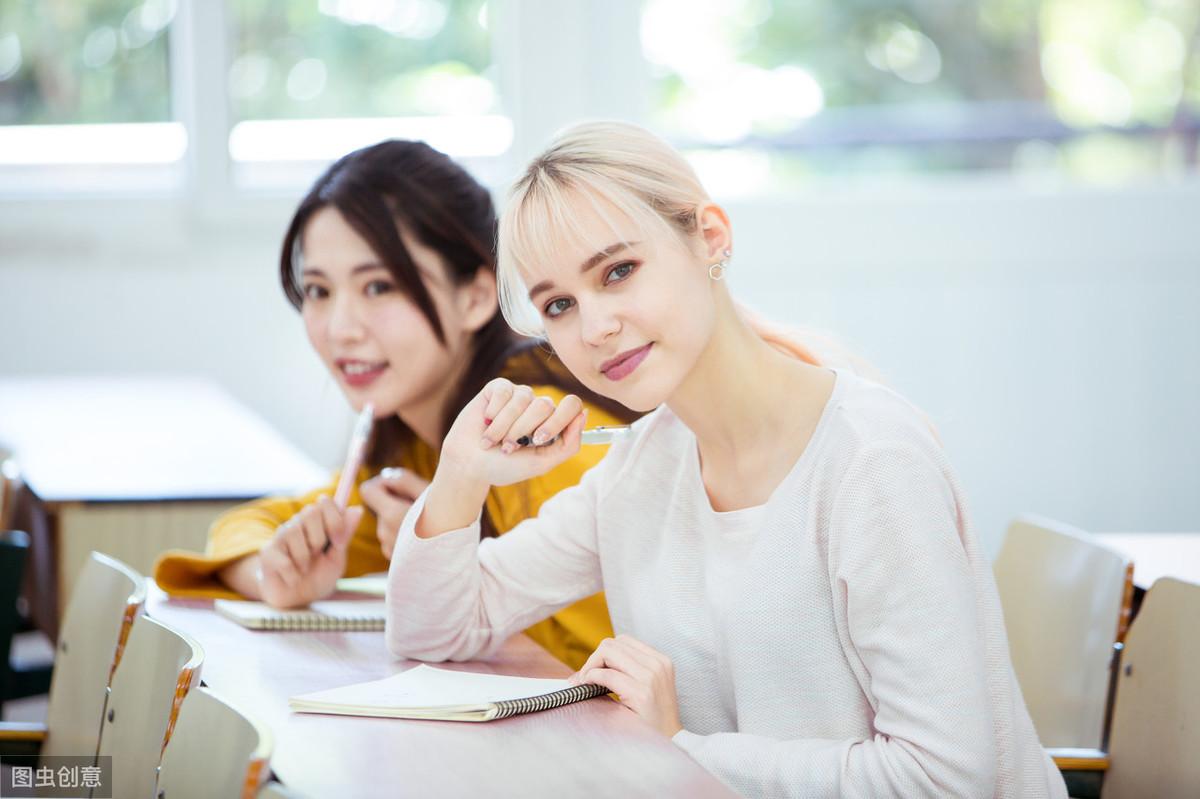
[324,402,374,553]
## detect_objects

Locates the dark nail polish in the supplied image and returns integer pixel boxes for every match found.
[516,435,531,446]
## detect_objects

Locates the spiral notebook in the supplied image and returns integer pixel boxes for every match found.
[289,664,609,722]
[214,599,386,631]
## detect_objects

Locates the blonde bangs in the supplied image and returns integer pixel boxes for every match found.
[498,162,683,337]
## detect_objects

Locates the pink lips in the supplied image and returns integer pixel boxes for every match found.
[600,344,652,381]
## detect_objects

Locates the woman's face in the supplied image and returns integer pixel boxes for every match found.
[522,195,719,413]
[299,205,478,418]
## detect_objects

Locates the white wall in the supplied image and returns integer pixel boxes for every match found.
[2,176,1198,555]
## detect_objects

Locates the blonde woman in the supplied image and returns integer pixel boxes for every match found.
[384,122,1066,798]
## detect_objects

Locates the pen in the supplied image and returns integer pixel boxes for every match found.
[325,402,375,553]
[514,425,632,448]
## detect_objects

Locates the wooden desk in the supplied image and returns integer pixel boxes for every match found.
[0,376,326,636]
[1095,533,1200,590]
[146,589,735,798]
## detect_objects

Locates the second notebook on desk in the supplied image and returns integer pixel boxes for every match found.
[214,599,386,631]
[289,664,609,722]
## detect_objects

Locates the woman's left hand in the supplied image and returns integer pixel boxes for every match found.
[568,634,683,738]
[358,467,431,559]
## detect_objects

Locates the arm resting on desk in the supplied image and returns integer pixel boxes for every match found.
[152,468,387,600]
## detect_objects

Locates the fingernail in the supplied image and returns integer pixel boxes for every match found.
[480,436,493,449]
[483,417,493,426]
[516,435,531,447]
[381,467,403,479]
[532,432,548,446]
[500,441,516,455]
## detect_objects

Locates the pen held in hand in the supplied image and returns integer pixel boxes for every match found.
[514,425,632,449]
[325,402,375,554]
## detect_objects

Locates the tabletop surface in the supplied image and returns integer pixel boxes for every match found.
[0,375,326,502]
[1095,532,1200,590]
[146,588,735,798]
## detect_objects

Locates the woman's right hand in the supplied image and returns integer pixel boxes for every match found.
[440,378,587,488]
[415,379,586,538]
[257,495,364,608]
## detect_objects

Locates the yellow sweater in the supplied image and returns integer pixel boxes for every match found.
[153,386,624,671]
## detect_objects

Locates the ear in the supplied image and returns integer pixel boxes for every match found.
[697,203,733,262]
[456,265,499,333]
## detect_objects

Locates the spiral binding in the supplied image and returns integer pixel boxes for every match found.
[259,615,384,631]
[490,682,608,720]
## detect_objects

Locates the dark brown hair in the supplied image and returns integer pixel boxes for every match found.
[279,140,636,535]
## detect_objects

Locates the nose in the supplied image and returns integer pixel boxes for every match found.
[327,292,366,344]
[578,297,621,348]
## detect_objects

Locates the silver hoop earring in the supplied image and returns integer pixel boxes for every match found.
[709,249,731,281]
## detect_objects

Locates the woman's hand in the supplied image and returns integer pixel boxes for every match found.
[415,378,587,538]
[359,467,430,559]
[569,635,683,738]
[257,495,363,608]
[442,377,587,487]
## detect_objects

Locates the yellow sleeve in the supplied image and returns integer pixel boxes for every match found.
[486,388,626,670]
[152,467,390,599]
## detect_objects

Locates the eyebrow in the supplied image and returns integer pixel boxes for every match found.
[527,242,637,301]
[300,263,390,279]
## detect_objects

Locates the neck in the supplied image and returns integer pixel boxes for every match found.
[666,291,829,466]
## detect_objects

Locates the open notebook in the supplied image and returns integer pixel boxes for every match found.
[289,664,609,722]
[214,599,386,631]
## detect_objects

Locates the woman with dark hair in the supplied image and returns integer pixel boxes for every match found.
[154,140,637,670]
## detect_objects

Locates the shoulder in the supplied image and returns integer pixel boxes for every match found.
[819,369,946,473]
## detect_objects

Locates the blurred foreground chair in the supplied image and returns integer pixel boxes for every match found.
[0,530,53,712]
[0,551,146,760]
[98,614,202,799]
[156,685,272,799]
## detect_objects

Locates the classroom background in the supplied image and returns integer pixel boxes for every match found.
[2,0,1198,557]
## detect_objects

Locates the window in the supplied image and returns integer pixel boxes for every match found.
[227,0,510,165]
[0,0,184,166]
[642,0,1200,192]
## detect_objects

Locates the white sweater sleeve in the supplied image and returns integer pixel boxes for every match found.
[673,441,998,799]
[384,456,610,663]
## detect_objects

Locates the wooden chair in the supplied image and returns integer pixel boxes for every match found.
[156,686,272,799]
[993,515,1133,752]
[0,530,52,711]
[96,614,203,799]
[0,551,146,760]
[1097,577,1200,797]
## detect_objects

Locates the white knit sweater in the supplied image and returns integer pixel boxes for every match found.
[387,369,1067,798]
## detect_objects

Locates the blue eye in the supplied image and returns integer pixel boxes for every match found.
[544,297,574,318]
[605,261,636,284]
[302,283,328,301]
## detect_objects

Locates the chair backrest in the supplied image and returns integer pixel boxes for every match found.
[96,613,203,799]
[1104,577,1200,798]
[0,530,31,703]
[156,686,272,799]
[0,449,20,531]
[993,515,1132,748]
[41,551,147,760]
